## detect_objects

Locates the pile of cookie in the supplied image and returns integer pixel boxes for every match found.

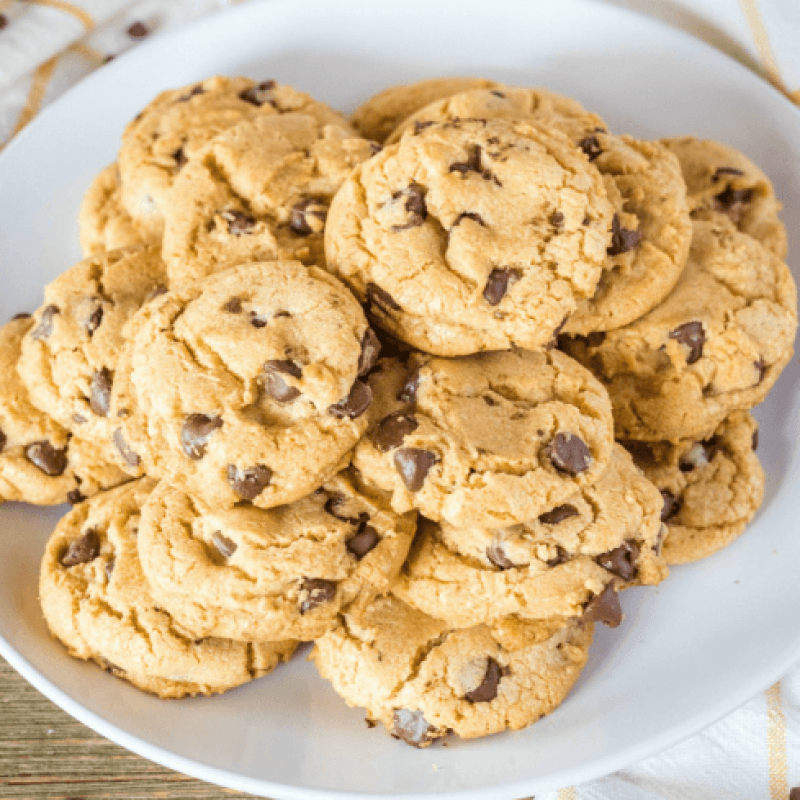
[4,75,793,746]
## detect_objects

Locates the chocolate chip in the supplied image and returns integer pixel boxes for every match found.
[299,578,336,613]
[290,197,328,236]
[249,311,268,328]
[113,429,140,468]
[85,305,104,337]
[11,313,31,320]
[607,214,642,256]
[366,284,401,318]
[67,489,85,505]
[346,525,381,559]
[224,297,242,313]
[390,184,427,232]
[31,305,59,340]
[483,267,522,306]
[449,144,501,185]
[538,504,579,525]
[181,413,223,459]
[550,211,564,227]
[393,448,437,492]
[239,80,277,107]
[397,366,421,403]
[127,21,149,39]
[226,464,272,501]
[597,541,640,581]
[579,136,602,161]
[464,658,504,703]
[679,437,720,472]
[358,329,382,376]
[263,360,302,403]
[714,187,753,224]
[754,358,767,385]
[546,546,569,567]
[583,583,622,628]
[89,368,113,417]
[26,441,68,476]
[486,542,514,569]
[328,380,372,419]
[212,531,237,558]
[584,331,606,348]
[546,433,592,475]
[661,490,681,522]
[669,321,705,365]
[392,709,435,747]
[413,121,435,135]
[61,529,100,567]
[365,718,377,728]
[712,167,744,181]
[545,316,568,350]
[221,209,256,235]
[177,85,205,102]
[752,428,759,451]
[453,211,485,228]
[373,410,419,452]
[0,429,5,453]
[173,147,187,168]
[323,494,369,528]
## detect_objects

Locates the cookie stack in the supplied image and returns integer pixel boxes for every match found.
[4,74,791,746]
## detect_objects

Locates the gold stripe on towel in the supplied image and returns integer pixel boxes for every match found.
[26,0,94,31]
[766,682,788,800]
[11,54,59,137]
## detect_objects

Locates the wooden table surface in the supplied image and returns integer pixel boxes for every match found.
[0,655,260,800]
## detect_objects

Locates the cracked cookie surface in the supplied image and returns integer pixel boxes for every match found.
[39,479,296,698]
[137,469,416,642]
[110,260,373,508]
[162,111,375,290]
[621,411,764,565]
[325,117,614,355]
[311,594,593,745]
[353,350,614,527]
[561,219,797,441]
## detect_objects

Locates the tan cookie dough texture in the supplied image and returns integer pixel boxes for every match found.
[118,76,349,238]
[39,479,296,698]
[110,260,373,508]
[162,111,375,290]
[350,77,501,142]
[137,469,417,642]
[18,246,167,453]
[312,594,593,745]
[325,117,614,355]
[393,445,667,629]
[78,164,153,256]
[622,411,764,565]
[354,350,614,528]
[662,136,787,259]
[561,220,797,441]
[0,317,127,505]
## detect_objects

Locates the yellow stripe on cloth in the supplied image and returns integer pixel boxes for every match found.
[11,54,59,137]
[557,788,577,800]
[25,0,94,31]
[766,682,788,800]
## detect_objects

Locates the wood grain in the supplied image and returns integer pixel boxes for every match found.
[0,655,260,799]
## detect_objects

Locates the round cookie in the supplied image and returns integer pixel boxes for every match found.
[110,260,374,508]
[621,411,764,565]
[560,219,797,441]
[350,77,501,142]
[118,76,349,237]
[0,316,128,505]
[40,479,296,698]
[311,594,594,746]
[137,469,417,642]
[392,444,667,629]
[162,111,375,290]
[78,164,153,256]
[661,136,787,259]
[353,350,614,528]
[18,246,168,456]
[325,118,614,355]
[386,84,607,146]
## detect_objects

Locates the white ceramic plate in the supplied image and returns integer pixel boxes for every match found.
[1,1,799,797]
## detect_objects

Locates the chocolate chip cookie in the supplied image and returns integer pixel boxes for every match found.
[137,469,416,642]
[40,479,297,698]
[561,219,797,441]
[325,117,614,355]
[353,350,614,527]
[392,445,667,629]
[621,411,764,565]
[162,111,375,290]
[110,260,374,508]
[662,136,787,259]
[311,594,593,746]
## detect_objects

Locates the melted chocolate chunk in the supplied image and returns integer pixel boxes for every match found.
[113,429,140,468]
[299,578,336,613]
[226,464,272,501]
[177,84,205,103]
[752,428,759,451]
[391,184,428,231]
[486,542,514,569]
[579,135,602,161]
[89,368,113,417]
[546,433,593,475]
[373,410,419,452]
[0,428,6,453]
[397,366,421,403]
[596,541,640,581]
[328,380,372,419]
[31,305,59,340]
[538,504,579,525]
[453,211,486,228]
[224,297,242,313]
[173,147,187,168]
[393,448,437,492]
[180,413,223,460]
[714,187,753,224]
[263,360,302,403]
[239,80,277,107]
[221,209,256,235]
[67,489,85,505]
[85,305,104,337]
[465,658,503,703]
[392,709,435,747]
[358,328,382,376]
[449,144,501,185]
[366,283,401,315]
[290,197,328,236]
[249,311,268,328]
[754,358,767,385]
[712,167,744,181]
[483,267,522,306]
[660,490,681,522]
[585,331,606,348]
[212,531,237,558]
[678,437,721,472]
[607,214,642,256]
[61,529,100,567]
[583,582,622,628]
[346,525,381,559]
[26,441,68,476]
[550,211,564,228]
[413,121,435,135]
[669,321,705,365]
[546,546,569,567]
